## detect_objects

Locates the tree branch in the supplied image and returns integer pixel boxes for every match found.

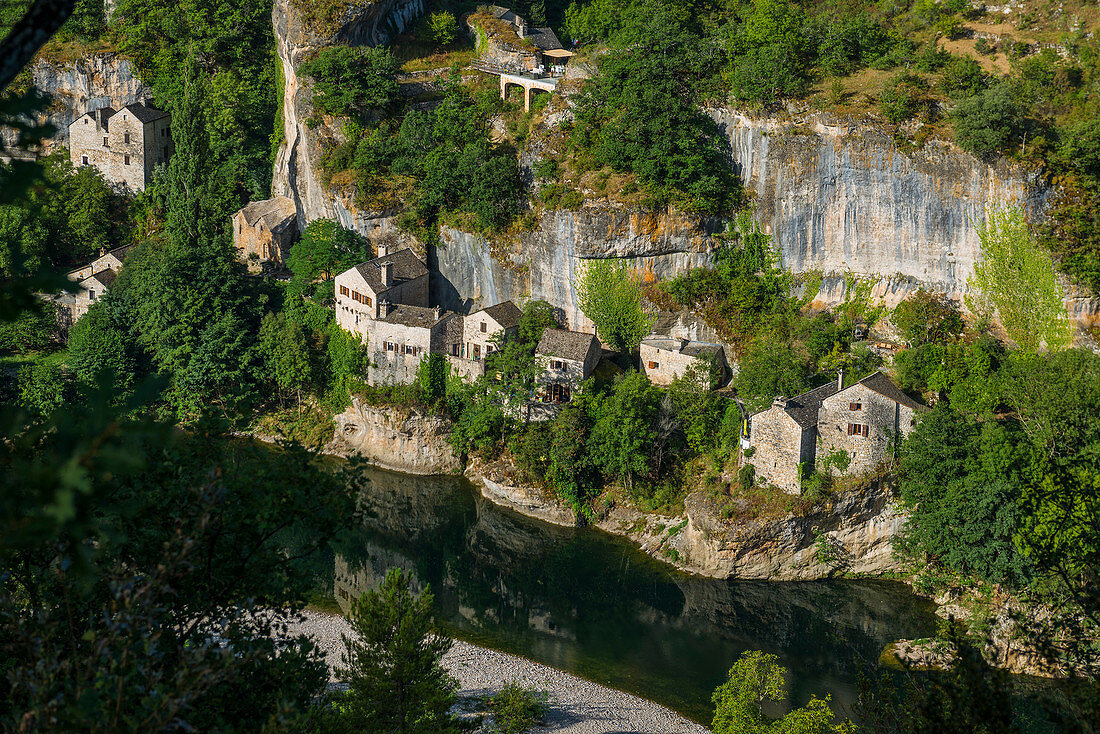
[0,0,77,93]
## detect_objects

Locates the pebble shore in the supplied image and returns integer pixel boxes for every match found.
[289,609,709,734]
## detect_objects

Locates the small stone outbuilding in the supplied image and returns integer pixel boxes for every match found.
[747,370,926,494]
[232,197,297,272]
[640,337,729,387]
[54,245,133,328]
[535,328,601,404]
[68,101,171,192]
[365,303,459,386]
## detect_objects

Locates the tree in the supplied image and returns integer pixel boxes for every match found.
[16,361,68,417]
[427,11,458,46]
[587,371,661,492]
[892,289,964,346]
[67,298,138,390]
[0,300,55,354]
[734,339,812,412]
[969,205,1071,352]
[712,651,854,734]
[724,0,812,105]
[335,568,459,734]
[574,259,654,352]
[288,218,371,283]
[259,312,315,410]
[953,82,1028,157]
[299,45,400,118]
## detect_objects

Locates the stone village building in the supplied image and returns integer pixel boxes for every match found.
[640,337,730,388]
[746,370,926,494]
[68,101,171,192]
[448,300,523,380]
[52,245,134,331]
[535,327,601,405]
[231,197,297,272]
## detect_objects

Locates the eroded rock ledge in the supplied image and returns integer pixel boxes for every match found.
[327,397,461,475]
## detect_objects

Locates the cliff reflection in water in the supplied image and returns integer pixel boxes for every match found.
[332,466,937,724]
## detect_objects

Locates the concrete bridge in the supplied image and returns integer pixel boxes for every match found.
[498,71,559,111]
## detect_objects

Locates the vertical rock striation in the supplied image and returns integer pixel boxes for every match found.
[711,109,1049,306]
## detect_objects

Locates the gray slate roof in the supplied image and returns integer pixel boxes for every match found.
[536,328,597,361]
[682,343,723,359]
[379,304,449,329]
[480,300,522,329]
[355,248,428,294]
[87,268,117,287]
[238,197,296,230]
[759,370,926,427]
[121,102,169,124]
[527,26,563,50]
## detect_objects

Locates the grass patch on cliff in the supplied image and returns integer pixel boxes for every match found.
[253,404,337,448]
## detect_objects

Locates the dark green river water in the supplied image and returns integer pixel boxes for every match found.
[331,465,939,725]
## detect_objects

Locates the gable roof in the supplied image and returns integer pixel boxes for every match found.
[84,267,117,287]
[536,328,597,361]
[238,197,296,230]
[856,371,927,412]
[378,304,450,329]
[120,102,169,124]
[354,248,428,294]
[479,300,522,329]
[779,381,842,428]
[527,26,563,51]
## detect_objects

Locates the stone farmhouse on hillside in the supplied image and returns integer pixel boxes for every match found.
[53,245,133,330]
[640,337,729,388]
[535,327,601,405]
[449,300,523,380]
[69,101,171,192]
[747,370,926,494]
[232,197,297,272]
[470,6,576,111]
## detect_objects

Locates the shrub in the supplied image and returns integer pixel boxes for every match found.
[878,72,927,124]
[299,45,400,118]
[428,11,459,45]
[540,183,584,210]
[487,682,549,734]
[892,289,964,345]
[952,82,1027,157]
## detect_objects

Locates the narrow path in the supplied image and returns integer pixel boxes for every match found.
[290,609,710,734]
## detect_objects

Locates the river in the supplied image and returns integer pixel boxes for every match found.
[326,464,938,725]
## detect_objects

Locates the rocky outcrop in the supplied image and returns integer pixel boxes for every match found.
[271,0,423,228]
[2,53,149,153]
[467,466,576,527]
[711,109,1049,308]
[328,397,460,475]
[670,480,904,580]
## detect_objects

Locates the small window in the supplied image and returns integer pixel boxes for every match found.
[551,360,563,370]
[451,344,459,356]
[81,155,89,165]
[847,423,869,437]
[384,341,395,352]
[365,296,373,306]
[473,344,481,359]
[124,155,130,165]
[88,290,95,300]
[850,402,862,411]
[124,132,130,144]
[103,136,108,146]
[647,361,659,369]
[339,285,349,296]
[480,322,487,332]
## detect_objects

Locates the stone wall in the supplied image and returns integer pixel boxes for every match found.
[816,384,918,475]
[748,408,809,494]
[365,318,435,385]
[640,342,706,386]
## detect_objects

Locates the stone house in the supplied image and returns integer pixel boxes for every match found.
[365,303,459,386]
[640,337,729,387]
[68,101,171,192]
[747,370,925,494]
[447,300,523,380]
[471,6,570,75]
[54,245,133,327]
[232,197,297,272]
[535,327,601,404]
[334,248,429,338]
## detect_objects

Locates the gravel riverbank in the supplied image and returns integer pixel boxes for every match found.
[289,609,709,734]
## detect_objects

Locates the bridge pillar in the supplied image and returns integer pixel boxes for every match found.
[524,85,531,112]
[500,76,506,102]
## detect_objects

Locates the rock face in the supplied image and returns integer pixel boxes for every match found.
[711,109,1048,307]
[2,54,149,153]
[673,480,905,580]
[271,0,423,227]
[328,397,460,475]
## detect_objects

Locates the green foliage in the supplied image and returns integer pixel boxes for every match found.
[0,300,55,355]
[486,682,550,734]
[416,352,449,406]
[539,182,584,210]
[331,568,459,734]
[734,340,811,413]
[711,651,854,734]
[67,297,138,391]
[568,0,739,214]
[723,0,812,104]
[259,312,316,406]
[574,259,653,352]
[940,56,988,98]
[892,289,964,346]
[587,371,661,491]
[969,205,1072,352]
[300,45,400,118]
[288,218,371,283]
[16,361,68,418]
[953,82,1028,157]
[878,72,927,124]
[428,11,459,46]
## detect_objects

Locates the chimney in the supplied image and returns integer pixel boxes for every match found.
[773,395,788,409]
[379,299,390,317]
[376,242,389,258]
[517,18,527,37]
[837,368,845,391]
[434,305,443,320]
[380,261,393,288]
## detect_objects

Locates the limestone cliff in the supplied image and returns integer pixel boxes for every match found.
[712,109,1049,308]
[2,53,149,153]
[271,0,424,225]
[328,397,460,475]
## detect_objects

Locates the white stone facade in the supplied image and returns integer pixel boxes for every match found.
[68,103,171,192]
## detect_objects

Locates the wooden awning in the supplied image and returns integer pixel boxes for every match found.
[542,49,574,58]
